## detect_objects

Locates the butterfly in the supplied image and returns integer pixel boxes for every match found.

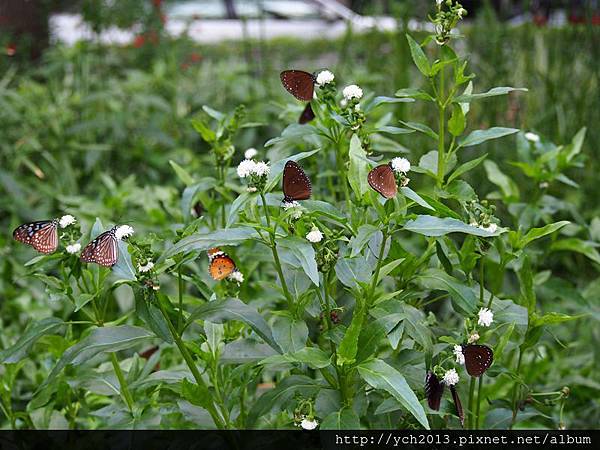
[463,344,494,377]
[13,219,59,254]
[282,161,311,203]
[298,102,315,124]
[280,70,315,101]
[425,371,464,427]
[80,226,119,267]
[449,385,464,427]
[207,247,237,281]
[368,163,397,199]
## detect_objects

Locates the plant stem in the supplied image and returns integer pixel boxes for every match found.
[476,375,483,429]
[178,267,184,332]
[110,352,134,413]
[467,376,476,429]
[157,300,225,429]
[260,191,294,311]
[368,228,389,304]
[510,348,524,428]
[437,68,446,189]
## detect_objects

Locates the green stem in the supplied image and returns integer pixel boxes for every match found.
[157,300,225,429]
[178,267,184,332]
[510,349,524,428]
[260,191,294,311]
[368,228,389,304]
[467,376,476,429]
[110,352,134,413]
[437,68,446,189]
[476,376,483,429]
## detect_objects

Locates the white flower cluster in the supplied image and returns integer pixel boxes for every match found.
[478,307,494,327]
[468,332,480,344]
[282,201,303,219]
[342,84,363,101]
[59,215,76,229]
[244,148,258,159]
[115,225,134,241]
[306,227,323,243]
[525,132,540,143]
[237,159,270,178]
[228,270,244,284]
[138,260,155,273]
[442,368,460,386]
[316,70,334,86]
[390,157,411,174]
[299,416,319,430]
[453,345,465,365]
[65,243,81,254]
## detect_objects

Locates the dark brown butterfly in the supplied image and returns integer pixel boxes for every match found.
[207,247,237,281]
[280,70,315,101]
[368,164,397,199]
[282,160,312,203]
[463,344,494,377]
[449,385,464,427]
[299,102,315,124]
[80,226,119,267]
[13,219,59,254]
[425,371,445,411]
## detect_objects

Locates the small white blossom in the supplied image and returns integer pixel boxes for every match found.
[306,227,323,243]
[354,103,361,112]
[237,159,256,178]
[478,307,494,327]
[244,148,258,159]
[457,7,467,17]
[453,345,465,365]
[282,201,300,210]
[299,417,319,430]
[247,186,258,192]
[390,157,411,174]
[253,161,271,177]
[436,0,443,6]
[138,261,154,273]
[468,332,480,344]
[65,243,81,254]
[340,98,348,108]
[342,84,363,101]
[115,225,134,241]
[539,181,549,189]
[228,270,244,283]
[525,132,540,142]
[442,368,460,386]
[59,215,76,229]
[479,223,498,233]
[316,70,334,86]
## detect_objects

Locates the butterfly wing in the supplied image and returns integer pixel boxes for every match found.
[425,371,445,411]
[299,102,315,124]
[368,164,397,199]
[209,254,236,281]
[463,344,494,377]
[80,229,119,267]
[282,160,311,202]
[13,220,59,254]
[449,385,465,427]
[280,70,315,101]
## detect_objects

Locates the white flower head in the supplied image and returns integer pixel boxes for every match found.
[390,157,411,174]
[115,225,134,241]
[354,103,361,112]
[468,332,480,344]
[436,0,443,6]
[282,200,300,210]
[306,227,323,243]
[478,307,494,327]
[282,201,303,219]
[457,7,467,17]
[244,148,258,159]
[228,270,244,284]
[342,84,363,101]
[316,70,334,86]
[59,215,76,229]
[525,132,540,142]
[340,98,348,108]
[65,243,81,254]
[299,416,319,430]
[253,161,270,177]
[453,345,465,365]
[247,186,258,193]
[237,159,256,178]
[138,261,154,273]
[442,368,460,386]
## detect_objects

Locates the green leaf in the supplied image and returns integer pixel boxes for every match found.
[0,318,64,363]
[447,154,488,184]
[531,312,584,327]
[483,160,520,201]
[405,34,431,76]
[454,87,527,103]
[399,121,438,140]
[417,268,478,314]
[181,178,216,221]
[191,117,216,143]
[186,298,280,352]
[169,160,195,186]
[226,192,251,227]
[348,134,371,200]
[350,225,380,257]
[160,227,258,261]
[551,238,600,265]
[394,88,434,102]
[365,96,414,113]
[448,104,466,136]
[259,347,331,369]
[357,358,429,429]
[458,127,519,148]
[277,236,319,286]
[404,215,506,237]
[335,257,371,288]
[135,291,173,343]
[337,301,366,366]
[113,240,136,282]
[320,407,361,429]
[38,325,154,391]
[271,315,308,354]
[400,187,434,210]
[515,221,570,249]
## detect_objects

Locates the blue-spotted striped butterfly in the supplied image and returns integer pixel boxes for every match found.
[13,219,59,254]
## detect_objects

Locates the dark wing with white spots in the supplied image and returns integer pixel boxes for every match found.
[280,70,315,101]
[368,164,397,199]
[13,220,59,254]
[80,228,119,267]
[282,160,311,202]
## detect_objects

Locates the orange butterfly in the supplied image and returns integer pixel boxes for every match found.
[207,247,237,281]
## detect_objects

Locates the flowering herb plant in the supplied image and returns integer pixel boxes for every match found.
[1,1,588,431]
